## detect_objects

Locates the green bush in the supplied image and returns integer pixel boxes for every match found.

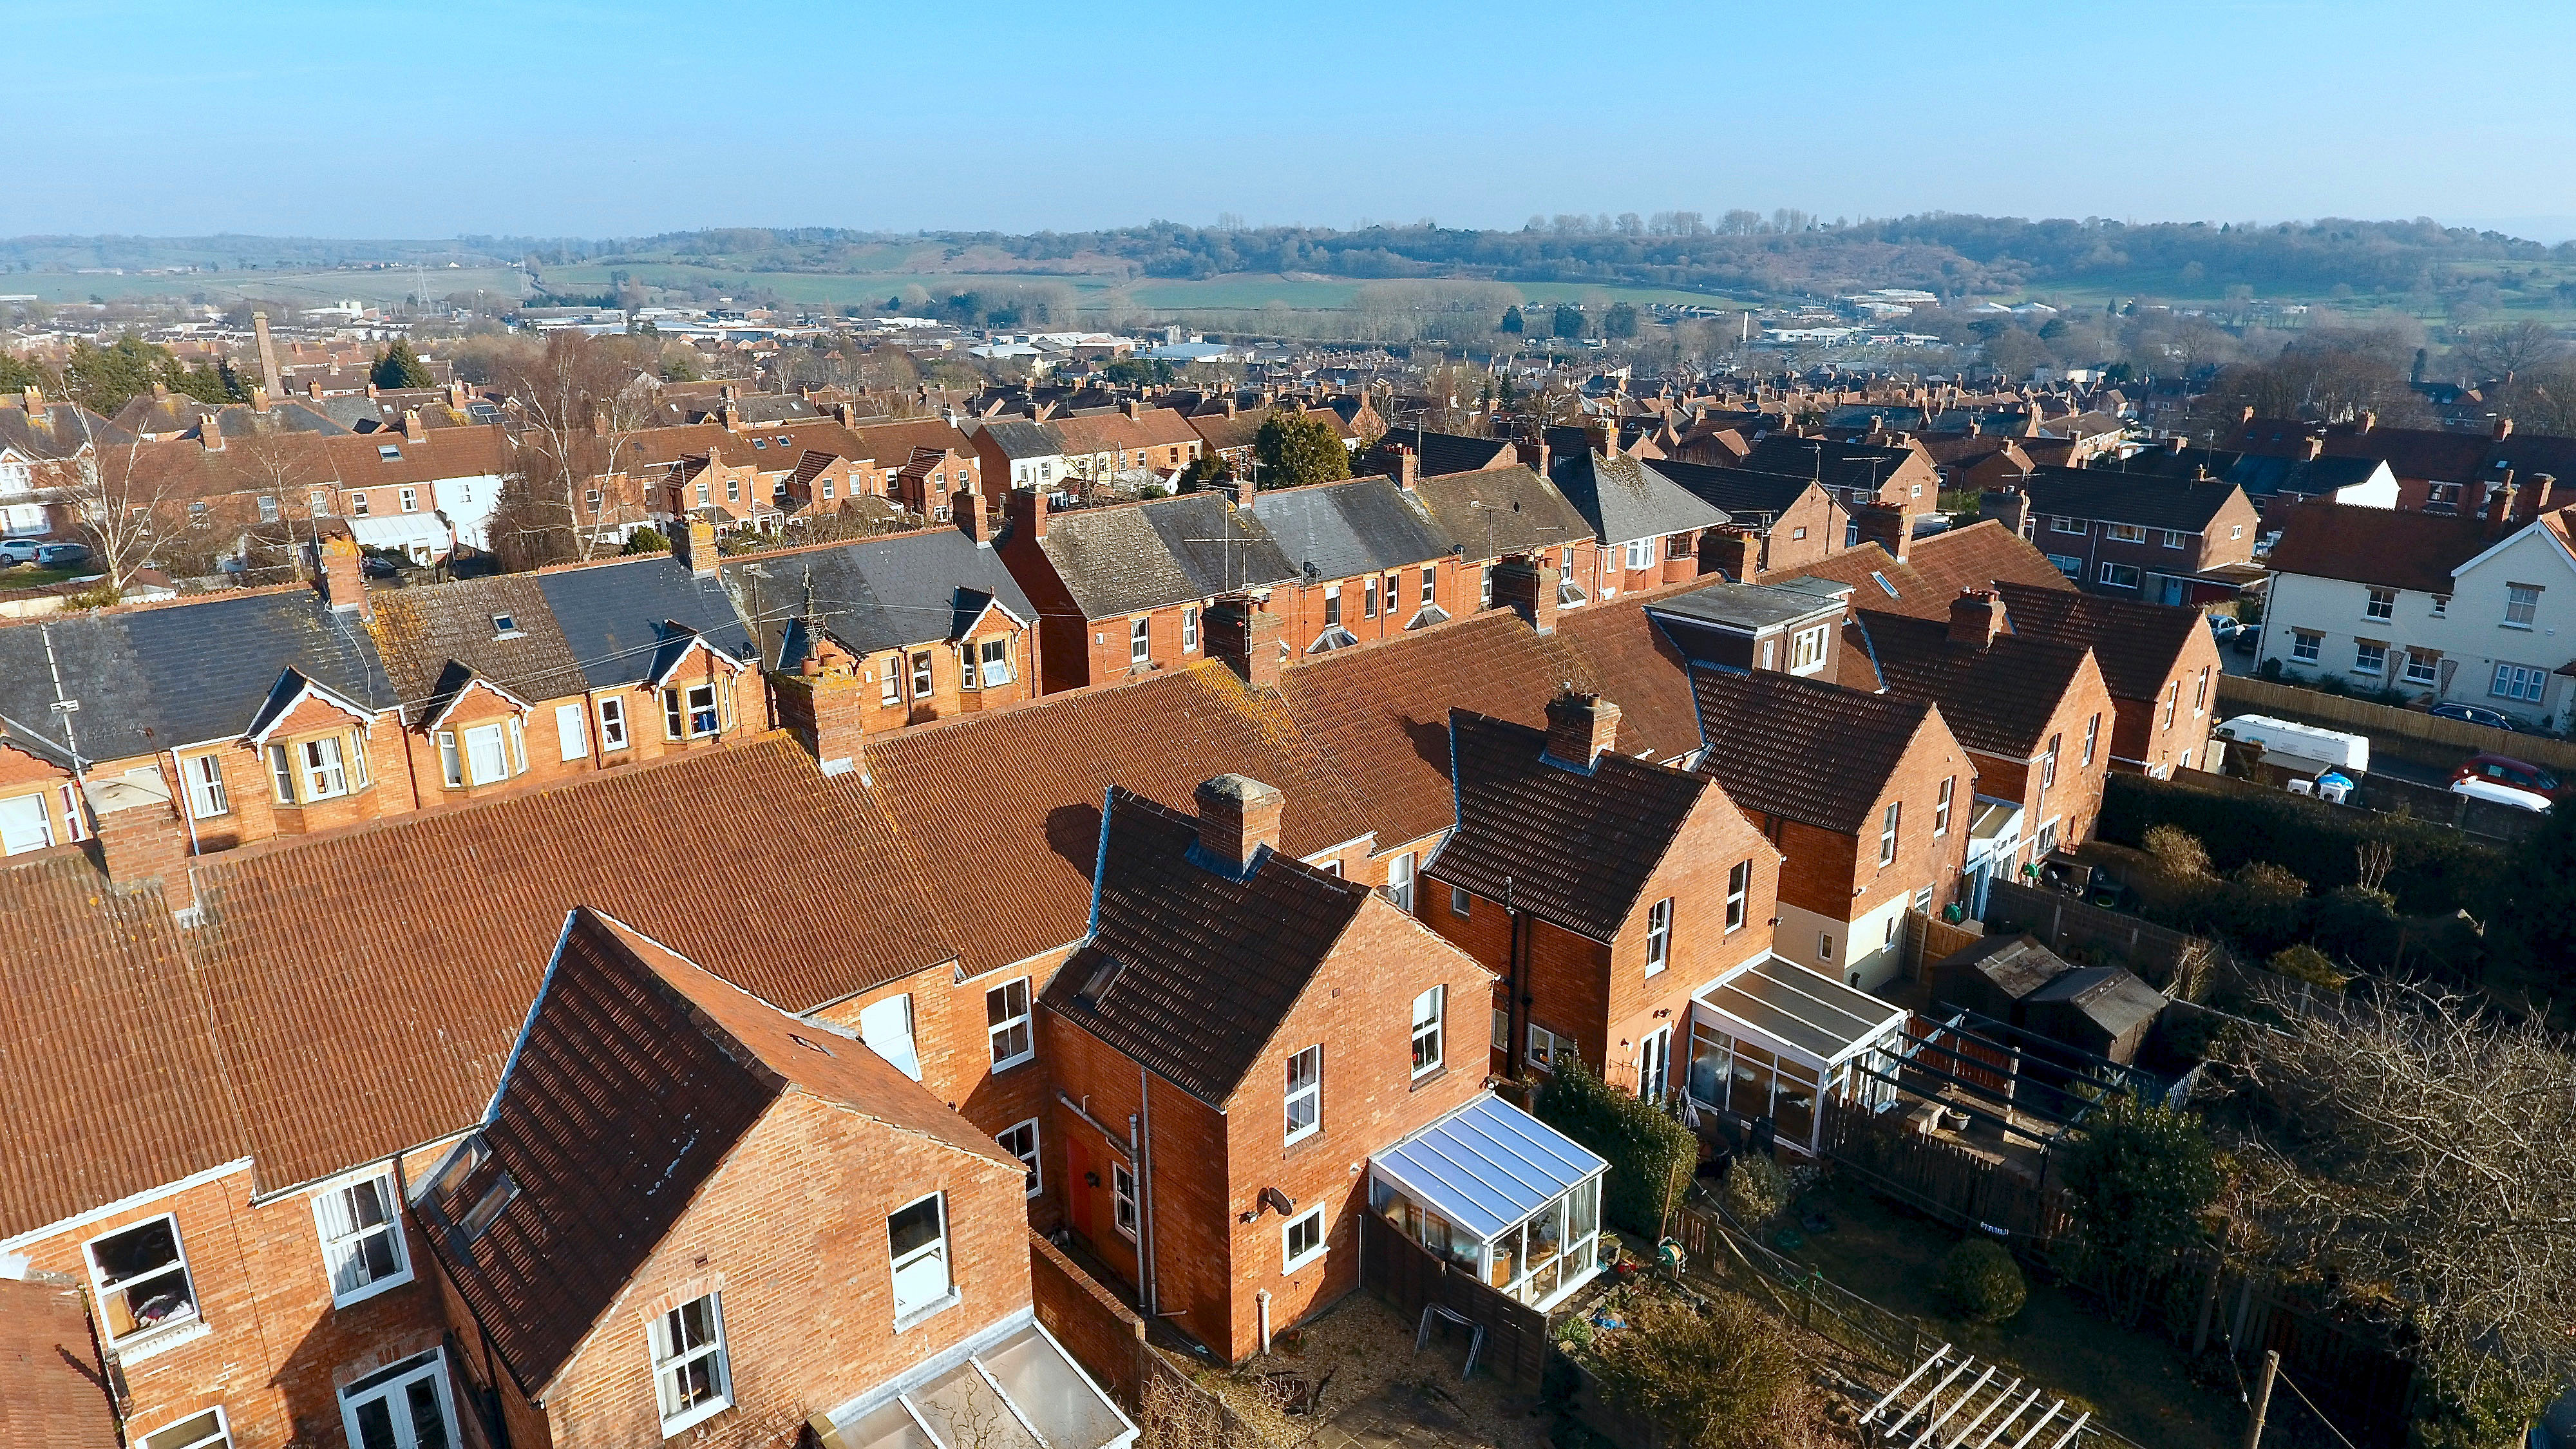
[2268,944,2348,990]
[1535,1056,1694,1236]
[2098,773,2503,918]
[1721,1151,1790,1227]
[1935,1238,2027,1323]
[621,526,672,555]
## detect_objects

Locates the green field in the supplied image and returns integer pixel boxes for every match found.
[11,267,526,307]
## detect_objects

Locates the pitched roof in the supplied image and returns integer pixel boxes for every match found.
[425,909,1012,1394]
[1425,710,1713,943]
[1043,788,1370,1106]
[1248,475,1454,583]
[862,663,1372,976]
[2019,468,2249,533]
[1909,520,2080,599]
[2262,499,2496,594]
[1361,428,1516,478]
[1032,491,1297,620]
[531,554,756,690]
[0,400,128,460]
[0,587,393,762]
[1741,434,1920,493]
[1644,460,1826,527]
[1856,611,2096,757]
[0,1274,118,1449]
[367,573,589,707]
[1408,465,1595,563]
[974,418,1068,460]
[0,851,245,1239]
[1991,583,2206,705]
[1549,587,1712,764]
[182,737,958,1193]
[1547,450,1730,545]
[722,527,1036,664]
[1688,668,1938,834]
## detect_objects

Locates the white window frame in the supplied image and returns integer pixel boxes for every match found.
[987,977,1034,1070]
[1448,884,1470,918]
[84,1213,200,1352]
[1411,985,1444,1077]
[1181,606,1199,652]
[2105,522,2145,543]
[976,637,1012,688]
[1934,775,1955,837]
[2159,529,2186,549]
[463,722,510,786]
[2052,515,2085,535]
[1284,1044,1321,1143]
[2041,734,2061,790]
[138,1408,232,1449]
[184,753,229,819]
[301,734,350,800]
[1384,849,1416,911]
[437,730,462,788]
[858,994,923,1081]
[1819,931,1835,962]
[2493,661,2548,703]
[267,743,296,805]
[2353,639,2387,676]
[2404,650,2439,686]
[338,1352,463,1449]
[1643,897,1672,975]
[1112,1162,1138,1240]
[1787,623,1828,674]
[597,696,628,750]
[910,651,933,697]
[1879,801,1901,866]
[1527,1022,1575,1073]
[2098,561,2140,589]
[313,1170,413,1307]
[648,1293,732,1435]
[1130,616,1150,665]
[880,656,904,706]
[398,487,419,513]
[2291,630,2322,663]
[2506,583,2540,628]
[998,1119,1042,1199]
[2084,712,2101,766]
[1725,858,1750,933]
[1624,537,1654,571]
[555,701,587,761]
[2364,587,2396,621]
[887,1192,953,1321]
[1282,1206,1327,1271]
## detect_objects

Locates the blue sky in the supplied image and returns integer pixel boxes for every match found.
[9,0,2573,240]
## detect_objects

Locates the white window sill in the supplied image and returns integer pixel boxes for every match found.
[659,1394,734,1439]
[109,1315,210,1365]
[2500,622,2534,631]
[990,1051,1036,1076]
[893,1290,961,1334]
[1283,1249,1327,1274]
[330,1268,416,1312]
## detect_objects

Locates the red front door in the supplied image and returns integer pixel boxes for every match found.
[1066,1135,1092,1236]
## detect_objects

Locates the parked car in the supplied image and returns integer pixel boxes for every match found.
[2206,616,2240,643]
[2451,776,2553,813]
[2231,623,2261,656]
[2450,752,2566,801]
[2429,702,2518,732]
[0,538,47,565]
[33,542,92,569]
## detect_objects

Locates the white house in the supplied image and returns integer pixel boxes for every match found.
[2257,499,2576,728]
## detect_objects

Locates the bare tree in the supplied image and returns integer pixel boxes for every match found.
[2453,321,2565,383]
[495,331,659,564]
[67,409,173,594]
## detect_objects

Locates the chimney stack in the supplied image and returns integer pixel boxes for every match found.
[1514,436,1553,478]
[88,787,196,914]
[1542,690,1621,769]
[1977,486,2031,538]
[1699,526,1760,582]
[2356,410,2376,435]
[956,488,992,545]
[1586,415,1618,457]
[1204,596,1282,688]
[2528,473,2555,521]
[402,407,426,440]
[772,631,867,775]
[1491,553,1557,634]
[1394,444,1418,493]
[317,530,369,618]
[198,414,225,451]
[2164,435,2184,455]
[1857,502,1911,562]
[2302,435,2324,462]
[676,514,720,576]
[2486,475,2518,530]
[1005,485,1048,541]
[1947,588,2005,650]
[1223,397,1238,419]
[1121,399,1141,420]
[252,310,283,397]
[2495,416,2515,441]
[1193,773,1284,874]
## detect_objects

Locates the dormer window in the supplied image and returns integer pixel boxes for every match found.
[491,614,520,639]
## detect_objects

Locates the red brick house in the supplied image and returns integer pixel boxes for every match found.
[2012,468,2262,604]
[1421,696,1781,1105]
[1406,464,1602,623]
[1249,469,1472,660]
[1648,459,1848,577]
[1038,776,1491,1361]
[1994,582,2224,778]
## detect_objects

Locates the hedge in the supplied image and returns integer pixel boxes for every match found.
[1534,1055,1695,1237]
[2097,772,2503,918]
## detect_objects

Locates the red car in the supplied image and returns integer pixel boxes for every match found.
[2452,752,2567,801]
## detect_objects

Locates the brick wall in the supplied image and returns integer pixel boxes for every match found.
[1027,1232,1146,1407]
[813,944,1067,1144]
[1758,489,1846,574]
[1267,556,1463,660]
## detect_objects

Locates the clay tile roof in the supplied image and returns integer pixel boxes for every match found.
[1908,519,2078,598]
[183,737,958,1193]
[0,1274,118,1448]
[1688,668,1938,834]
[1856,611,2096,757]
[0,852,246,1239]
[1277,612,1595,851]
[863,663,1374,976]
[1991,583,2204,705]
[1425,710,1712,943]
[2262,500,2495,595]
[1043,788,1370,1106]
[1549,589,1710,764]
[424,909,1012,1394]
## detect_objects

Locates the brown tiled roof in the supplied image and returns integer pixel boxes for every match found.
[184,737,958,1193]
[2262,500,2494,594]
[0,851,245,1239]
[1908,520,2076,598]
[1992,583,2204,705]
[1043,789,1370,1106]
[1688,668,1940,834]
[1770,543,1940,620]
[1857,611,2096,757]
[0,1274,118,1448]
[863,663,1374,976]
[1424,710,1714,943]
[1551,589,1711,764]
[426,909,1011,1394]
[1276,612,1593,851]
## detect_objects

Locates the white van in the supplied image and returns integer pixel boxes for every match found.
[2212,714,2371,776]
[2451,777,2552,812]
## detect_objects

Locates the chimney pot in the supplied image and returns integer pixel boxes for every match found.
[1947,588,2005,650]
[1542,690,1620,768]
[1193,773,1285,872]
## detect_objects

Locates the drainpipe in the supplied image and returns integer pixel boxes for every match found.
[1504,876,1528,1083]
[1130,1103,1151,1317]
[1137,1066,1160,1320]
[1256,1290,1273,1356]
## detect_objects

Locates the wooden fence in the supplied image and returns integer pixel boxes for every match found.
[1982,878,2219,998]
[2216,672,2576,772]
[1358,1209,1555,1388]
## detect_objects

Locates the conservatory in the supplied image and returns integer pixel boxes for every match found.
[1686,954,1911,1159]
[1368,1094,1611,1311]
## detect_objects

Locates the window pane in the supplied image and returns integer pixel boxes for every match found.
[406,1378,451,1449]
[353,1399,398,1449]
[889,1197,943,1258]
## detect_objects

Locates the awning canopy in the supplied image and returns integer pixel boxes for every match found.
[1696,954,1909,1070]
[1370,1094,1605,1244]
[348,513,451,555]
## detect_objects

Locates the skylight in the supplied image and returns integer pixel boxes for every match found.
[377,444,402,461]
[491,613,520,638]
[1871,571,1897,597]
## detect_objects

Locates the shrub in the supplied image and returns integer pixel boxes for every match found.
[2143,824,2213,878]
[1534,1055,1694,1236]
[2268,944,2348,990]
[1934,1238,2027,1323]
[1588,1293,1801,1449]
[2058,1095,2225,1324]
[1721,1151,1790,1227]
[2258,656,2284,681]
[2097,773,2503,918]
[621,526,672,555]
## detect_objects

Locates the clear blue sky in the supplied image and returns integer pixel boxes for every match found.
[10,0,2572,240]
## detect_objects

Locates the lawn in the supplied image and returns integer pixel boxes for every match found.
[15,267,526,307]
[0,565,90,589]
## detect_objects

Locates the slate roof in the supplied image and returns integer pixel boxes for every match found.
[1645,460,1824,527]
[367,573,589,707]
[1249,475,1454,584]
[1687,667,1940,835]
[0,587,394,762]
[723,527,1036,665]
[0,400,129,460]
[1425,710,1713,943]
[1409,466,1595,562]
[1992,583,2206,705]
[531,554,756,689]
[1032,491,1298,620]
[1547,449,1730,545]
[862,663,1373,977]
[2020,468,2249,533]
[1741,435,1918,493]
[2262,500,2496,594]
[425,909,1012,1394]
[1857,611,2098,757]
[1044,788,1371,1107]
[975,418,1068,460]
[1361,428,1517,478]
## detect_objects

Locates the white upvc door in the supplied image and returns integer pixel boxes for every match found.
[339,1350,460,1449]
